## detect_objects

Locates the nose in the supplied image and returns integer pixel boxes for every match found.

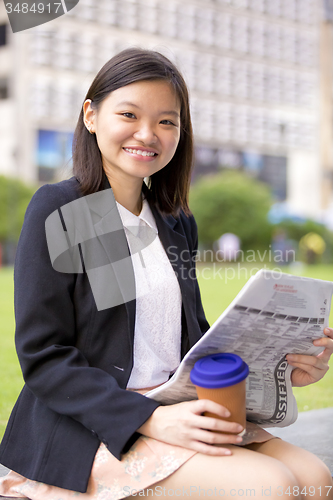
[132,122,157,145]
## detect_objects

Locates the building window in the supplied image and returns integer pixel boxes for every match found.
[249,21,265,58]
[232,0,249,9]
[31,80,51,118]
[190,98,200,137]
[249,64,264,102]
[73,33,98,73]
[176,50,197,90]
[281,0,296,20]
[249,0,265,13]
[118,0,137,30]
[281,29,296,63]
[71,0,97,22]
[53,31,74,70]
[297,35,316,66]
[296,0,315,24]
[0,24,7,46]
[37,130,74,183]
[296,76,316,108]
[214,58,232,96]
[137,0,157,34]
[192,146,219,182]
[264,68,281,103]
[195,99,215,139]
[265,26,281,60]
[215,103,232,142]
[296,123,315,149]
[157,3,177,38]
[0,79,8,99]
[196,53,214,94]
[195,8,214,46]
[30,31,53,66]
[98,0,117,25]
[259,155,287,200]
[232,106,249,145]
[248,110,265,145]
[233,17,249,54]
[281,71,296,105]
[265,0,281,17]
[232,62,249,100]
[214,12,232,50]
[177,4,195,42]
[100,38,117,68]
[264,118,282,146]
[216,0,232,5]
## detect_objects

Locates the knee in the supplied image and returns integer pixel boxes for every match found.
[315,461,333,489]
[297,458,332,492]
[264,462,300,499]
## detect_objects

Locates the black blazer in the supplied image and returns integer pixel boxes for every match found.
[0,177,210,493]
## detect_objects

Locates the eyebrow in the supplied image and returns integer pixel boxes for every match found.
[116,101,180,118]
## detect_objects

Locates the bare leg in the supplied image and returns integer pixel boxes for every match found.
[127,442,300,499]
[246,439,333,500]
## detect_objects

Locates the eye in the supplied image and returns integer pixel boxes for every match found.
[160,119,176,126]
[122,112,136,119]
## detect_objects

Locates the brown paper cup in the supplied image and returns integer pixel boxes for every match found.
[195,378,246,434]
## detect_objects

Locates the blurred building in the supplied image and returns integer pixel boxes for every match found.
[0,0,331,219]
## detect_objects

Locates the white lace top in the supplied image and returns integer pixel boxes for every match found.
[116,197,182,389]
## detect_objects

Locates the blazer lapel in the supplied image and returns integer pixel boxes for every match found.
[84,188,136,341]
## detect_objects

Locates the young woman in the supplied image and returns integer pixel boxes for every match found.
[0,48,332,500]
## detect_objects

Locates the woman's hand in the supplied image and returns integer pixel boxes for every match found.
[287,327,333,387]
[137,399,244,456]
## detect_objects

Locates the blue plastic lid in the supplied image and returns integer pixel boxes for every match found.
[190,353,249,389]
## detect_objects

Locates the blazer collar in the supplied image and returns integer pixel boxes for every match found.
[95,176,188,269]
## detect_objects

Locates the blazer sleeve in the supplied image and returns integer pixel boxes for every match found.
[14,183,160,460]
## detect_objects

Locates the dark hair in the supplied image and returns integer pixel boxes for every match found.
[72,47,193,217]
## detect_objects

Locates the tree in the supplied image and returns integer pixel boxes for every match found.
[0,175,37,244]
[189,170,272,251]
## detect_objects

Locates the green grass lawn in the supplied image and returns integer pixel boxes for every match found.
[0,263,332,439]
[0,267,23,439]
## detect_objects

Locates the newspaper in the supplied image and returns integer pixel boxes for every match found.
[146,269,333,428]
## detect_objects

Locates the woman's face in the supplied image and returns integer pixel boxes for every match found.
[84,80,181,185]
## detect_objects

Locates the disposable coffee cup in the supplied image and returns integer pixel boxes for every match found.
[190,353,249,435]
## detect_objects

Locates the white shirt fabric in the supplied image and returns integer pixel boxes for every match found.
[116,197,182,389]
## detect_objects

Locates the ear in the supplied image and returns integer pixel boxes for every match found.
[83,99,96,132]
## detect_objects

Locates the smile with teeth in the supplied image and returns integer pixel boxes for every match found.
[124,148,157,157]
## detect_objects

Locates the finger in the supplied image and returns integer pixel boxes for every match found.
[316,349,332,361]
[324,327,333,338]
[192,414,244,435]
[313,338,333,357]
[191,399,231,419]
[192,428,244,447]
[288,360,328,378]
[286,354,327,369]
[188,439,233,456]
[313,337,333,348]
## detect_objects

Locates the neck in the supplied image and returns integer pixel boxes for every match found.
[105,173,143,215]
